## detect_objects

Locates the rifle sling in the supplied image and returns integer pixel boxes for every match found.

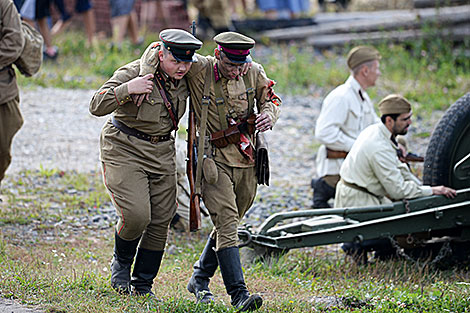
[153,70,178,130]
[195,65,212,195]
[214,64,229,130]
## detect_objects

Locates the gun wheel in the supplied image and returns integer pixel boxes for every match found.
[423,92,470,189]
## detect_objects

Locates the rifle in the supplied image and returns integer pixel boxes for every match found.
[187,20,202,232]
[397,149,425,163]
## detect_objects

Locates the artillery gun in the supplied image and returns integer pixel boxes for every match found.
[239,93,470,264]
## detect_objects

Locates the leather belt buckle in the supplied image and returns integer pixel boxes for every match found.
[150,136,160,144]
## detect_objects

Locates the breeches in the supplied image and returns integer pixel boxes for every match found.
[102,161,177,250]
[0,97,23,183]
[202,162,257,250]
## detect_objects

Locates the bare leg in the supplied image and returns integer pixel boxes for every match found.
[111,15,129,47]
[127,10,140,44]
[82,9,96,47]
[140,1,156,33]
[37,17,57,57]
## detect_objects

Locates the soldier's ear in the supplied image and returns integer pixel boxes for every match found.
[214,48,221,60]
[158,50,164,62]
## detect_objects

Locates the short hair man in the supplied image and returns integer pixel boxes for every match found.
[185,32,281,311]
[312,46,382,208]
[89,29,202,296]
[1,0,25,189]
[335,94,456,259]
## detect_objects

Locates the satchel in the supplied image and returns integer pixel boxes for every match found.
[14,21,44,77]
[255,132,270,186]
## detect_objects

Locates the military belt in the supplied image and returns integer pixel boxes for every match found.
[340,178,379,199]
[326,148,348,159]
[111,117,171,144]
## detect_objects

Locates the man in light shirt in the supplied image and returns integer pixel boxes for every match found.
[335,94,456,260]
[312,46,382,208]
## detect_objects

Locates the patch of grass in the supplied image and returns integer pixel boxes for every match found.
[1,170,469,312]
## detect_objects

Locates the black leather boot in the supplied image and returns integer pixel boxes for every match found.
[187,237,218,303]
[130,248,164,296]
[110,232,140,294]
[217,247,263,312]
[312,177,336,208]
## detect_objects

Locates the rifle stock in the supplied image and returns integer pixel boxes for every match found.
[187,20,201,231]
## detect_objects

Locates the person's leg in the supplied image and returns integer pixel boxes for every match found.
[50,0,71,36]
[312,176,336,208]
[131,172,177,296]
[101,161,152,293]
[36,0,57,58]
[127,9,141,45]
[140,0,156,33]
[76,0,96,47]
[0,97,23,185]
[109,0,131,48]
[201,164,262,311]
[187,236,218,303]
[111,15,129,48]
[81,9,96,47]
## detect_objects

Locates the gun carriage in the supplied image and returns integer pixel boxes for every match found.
[238,93,470,263]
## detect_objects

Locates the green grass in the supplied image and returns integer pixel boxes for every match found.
[0,171,469,312]
[16,29,470,117]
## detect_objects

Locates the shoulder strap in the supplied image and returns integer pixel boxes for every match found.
[195,65,212,194]
[242,74,256,115]
[153,70,178,130]
[213,64,229,130]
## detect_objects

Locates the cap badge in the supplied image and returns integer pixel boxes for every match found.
[186,50,190,55]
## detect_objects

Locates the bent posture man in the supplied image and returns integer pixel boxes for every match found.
[313,46,381,208]
[89,29,201,296]
[185,32,280,311]
[335,94,456,258]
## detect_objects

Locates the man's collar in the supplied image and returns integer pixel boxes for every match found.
[347,75,366,101]
[157,66,178,86]
[379,123,398,148]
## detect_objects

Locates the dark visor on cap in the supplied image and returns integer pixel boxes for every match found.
[163,42,197,62]
[220,46,251,64]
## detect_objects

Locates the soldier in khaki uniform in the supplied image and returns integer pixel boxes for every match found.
[89,29,202,296]
[0,0,25,188]
[187,32,280,311]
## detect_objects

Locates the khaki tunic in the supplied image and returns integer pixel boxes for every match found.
[0,0,25,183]
[89,43,188,250]
[334,123,432,208]
[186,54,281,249]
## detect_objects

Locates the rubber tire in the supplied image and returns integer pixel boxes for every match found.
[423,93,470,188]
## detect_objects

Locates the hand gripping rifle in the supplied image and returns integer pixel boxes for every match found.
[187,21,202,231]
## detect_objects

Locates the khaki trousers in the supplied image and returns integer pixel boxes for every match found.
[202,162,257,250]
[102,161,177,250]
[0,97,23,184]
